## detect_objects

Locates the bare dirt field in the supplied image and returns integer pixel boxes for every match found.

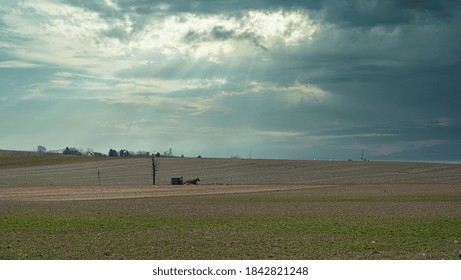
[1,157,460,203]
[1,156,461,186]
[1,157,460,259]
[0,158,461,201]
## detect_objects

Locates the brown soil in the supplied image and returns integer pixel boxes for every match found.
[1,157,460,204]
[1,157,461,187]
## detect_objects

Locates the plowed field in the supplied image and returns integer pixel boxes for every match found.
[0,157,460,259]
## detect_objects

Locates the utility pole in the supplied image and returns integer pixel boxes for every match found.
[361,149,364,161]
[152,155,157,185]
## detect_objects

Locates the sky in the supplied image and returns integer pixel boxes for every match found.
[1,0,461,161]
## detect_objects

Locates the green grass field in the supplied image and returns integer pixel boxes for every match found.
[1,195,460,260]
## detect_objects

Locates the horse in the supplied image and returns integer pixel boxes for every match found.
[184,178,200,185]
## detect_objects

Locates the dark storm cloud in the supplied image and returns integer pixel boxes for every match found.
[92,0,460,25]
[95,0,461,126]
[321,0,461,27]
[261,3,461,115]
[113,0,322,15]
[60,0,460,34]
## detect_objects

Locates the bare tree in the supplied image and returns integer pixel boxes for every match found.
[37,145,47,153]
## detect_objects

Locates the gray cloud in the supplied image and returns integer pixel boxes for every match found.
[183,26,268,51]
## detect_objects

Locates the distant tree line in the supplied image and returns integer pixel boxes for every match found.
[36,145,191,158]
[63,147,82,156]
[107,148,191,158]
[108,149,151,157]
